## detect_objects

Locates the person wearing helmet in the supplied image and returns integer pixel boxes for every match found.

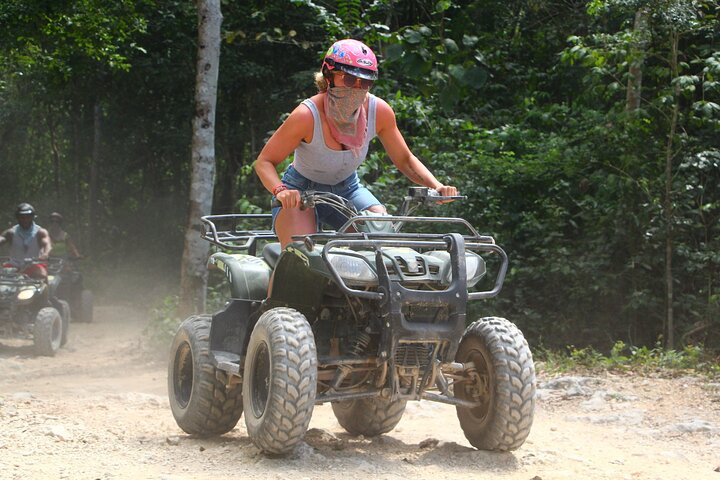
[255,38,458,247]
[47,212,81,259]
[0,203,52,279]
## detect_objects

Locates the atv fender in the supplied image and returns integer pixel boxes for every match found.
[210,299,258,359]
[209,252,270,301]
[266,243,329,313]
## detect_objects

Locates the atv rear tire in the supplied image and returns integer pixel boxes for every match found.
[455,317,535,451]
[243,307,317,454]
[79,289,93,323]
[57,299,70,346]
[332,396,407,436]
[34,307,63,356]
[168,314,243,436]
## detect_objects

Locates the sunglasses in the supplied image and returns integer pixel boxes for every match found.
[335,72,374,89]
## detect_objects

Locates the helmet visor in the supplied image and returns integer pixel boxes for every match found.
[325,58,378,81]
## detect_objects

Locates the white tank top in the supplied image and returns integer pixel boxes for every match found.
[9,224,41,265]
[292,94,377,185]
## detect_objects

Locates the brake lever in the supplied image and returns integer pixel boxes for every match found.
[424,193,467,205]
[301,191,316,210]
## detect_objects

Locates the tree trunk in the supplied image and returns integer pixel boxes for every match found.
[89,101,102,252]
[663,31,681,349]
[47,104,61,200]
[179,0,223,316]
[626,8,649,113]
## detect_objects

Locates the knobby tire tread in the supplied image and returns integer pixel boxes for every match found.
[168,315,243,436]
[244,307,317,454]
[456,317,535,451]
[332,396,407,437]
[34,307,62,357]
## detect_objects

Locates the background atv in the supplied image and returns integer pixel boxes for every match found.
[168,187,536,454]
[0,257,70,356]
[51,256,94,323]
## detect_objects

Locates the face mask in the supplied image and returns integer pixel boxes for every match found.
[324,86,368,157]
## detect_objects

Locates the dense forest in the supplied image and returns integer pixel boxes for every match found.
[0,0,718,351]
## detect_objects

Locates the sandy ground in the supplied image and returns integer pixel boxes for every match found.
[1,305,719,480]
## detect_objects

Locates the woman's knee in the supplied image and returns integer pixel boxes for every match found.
[275,208,316,246]
[366,204,387,214]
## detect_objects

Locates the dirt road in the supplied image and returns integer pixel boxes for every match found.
[1,305,719,480]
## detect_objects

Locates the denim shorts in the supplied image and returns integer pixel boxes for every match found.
[271,164,381,231]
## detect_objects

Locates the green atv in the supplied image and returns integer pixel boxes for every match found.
[52,256,94,323]
[168,187,536,454]
[0,257,70,356]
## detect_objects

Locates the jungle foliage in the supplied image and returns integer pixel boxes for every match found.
[0,0,718,351]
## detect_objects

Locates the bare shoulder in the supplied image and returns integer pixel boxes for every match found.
[307,93,325,111]
[373,96,397,132]
[283,100,315,139]
[285,101,313,126]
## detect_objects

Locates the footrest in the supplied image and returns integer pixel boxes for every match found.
[212,350,242,375]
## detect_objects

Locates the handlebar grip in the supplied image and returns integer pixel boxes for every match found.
[271,197,310,210]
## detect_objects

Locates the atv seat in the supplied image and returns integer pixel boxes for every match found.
[262,242,282,269]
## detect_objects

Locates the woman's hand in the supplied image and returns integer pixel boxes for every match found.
[277,188,302,209]
[436,185,458,197]
[435,184,459,203]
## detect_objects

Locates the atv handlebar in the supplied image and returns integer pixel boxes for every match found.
[270,190,358,216]
[271,187,465,214]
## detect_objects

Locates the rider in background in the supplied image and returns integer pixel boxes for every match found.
[0,203,52,279]
[47,212,81,259]
[255,38,458,247]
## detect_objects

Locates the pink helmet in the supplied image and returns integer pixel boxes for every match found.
[322,39,378,81]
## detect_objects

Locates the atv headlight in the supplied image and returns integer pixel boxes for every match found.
[463,255,481,280]
[428,251,486,287]
[327,253,378,285]
[17,287,37,301]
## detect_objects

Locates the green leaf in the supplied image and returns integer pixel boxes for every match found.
[435,0,452,13]
[462,34,478,47]
[463,65,487,88]
[385,43,404,61]
[443,38,459,53]
[448,64,464,82]
[404,29,423,44]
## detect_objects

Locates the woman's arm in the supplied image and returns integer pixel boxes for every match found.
[66,235,81,258]
[254,104,312,194]
[375,98,457,196]
[254,104,315,209]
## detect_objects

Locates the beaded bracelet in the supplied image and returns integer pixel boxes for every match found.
[272,184,288,196]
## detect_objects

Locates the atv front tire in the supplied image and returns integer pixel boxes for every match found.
[34,307,63,356]
[168,314,243,436]
[243,307,317,454]
[455,317,535,451]
[332,396,407,437]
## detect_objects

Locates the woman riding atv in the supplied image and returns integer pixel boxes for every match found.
[254,39,458,247]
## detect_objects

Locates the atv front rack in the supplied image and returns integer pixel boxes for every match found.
[321,233,508,301]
